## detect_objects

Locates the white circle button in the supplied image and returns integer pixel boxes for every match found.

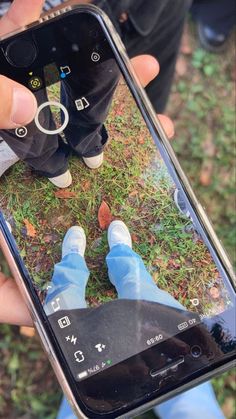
[91,52,101,62]
[15,126,28,138]
[34,101,69,135]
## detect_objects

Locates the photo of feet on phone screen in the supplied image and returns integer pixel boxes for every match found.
[0,36,234,384]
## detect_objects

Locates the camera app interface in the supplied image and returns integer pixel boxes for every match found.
[0,12,235,387]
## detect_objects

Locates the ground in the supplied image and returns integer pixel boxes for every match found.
[0,23,235,419]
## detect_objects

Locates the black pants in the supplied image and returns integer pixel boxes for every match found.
[121,0,191,112]
[1,0,191,176]
[191,0,235,36]
[2,60,120,177]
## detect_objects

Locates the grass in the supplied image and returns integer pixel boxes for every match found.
[0,23,235,418]
[0,81,230,314]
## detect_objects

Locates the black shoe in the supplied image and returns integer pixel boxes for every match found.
[197,22,229,53]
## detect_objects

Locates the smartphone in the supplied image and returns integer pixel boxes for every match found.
[0,4,235,418]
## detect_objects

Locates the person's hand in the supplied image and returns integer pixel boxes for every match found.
[0,1,174,327]
[0,0,44,129]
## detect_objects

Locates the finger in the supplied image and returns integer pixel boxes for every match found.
[0,273,32,326]
[131,55,160,88]
[0,75,38,129]
[158,114,175,139]
[131,56,174,139]
[0,0,44,36]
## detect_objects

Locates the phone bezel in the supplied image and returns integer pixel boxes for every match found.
[0,4,235,419]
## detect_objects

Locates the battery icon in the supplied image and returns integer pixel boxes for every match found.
[77,371,88,380]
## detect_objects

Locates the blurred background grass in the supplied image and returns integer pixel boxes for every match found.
[0,22,235,419]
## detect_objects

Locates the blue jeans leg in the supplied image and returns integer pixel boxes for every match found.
[153,381,225,419]
[106,244,225,419]
[44,253,89,315]
[56,245,224,419]
[49,253,89,419]
[106,244,183,310]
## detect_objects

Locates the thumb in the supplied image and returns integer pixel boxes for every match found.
[0,75,37,129]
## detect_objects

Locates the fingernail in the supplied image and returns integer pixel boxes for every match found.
[11,88,37,125]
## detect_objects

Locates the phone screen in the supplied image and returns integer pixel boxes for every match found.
[0,9,235,416]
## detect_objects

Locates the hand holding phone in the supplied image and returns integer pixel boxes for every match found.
[0,0,43,129]
[0,4,235,419]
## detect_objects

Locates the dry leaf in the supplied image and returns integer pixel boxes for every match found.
[129,190,138,197]
[149,235,156,246]
[20,326,35,337]
[23,219,36,238]
[81,180,91,192]
[168,259,180,269]
[180,26,192,55]
[131,234,139,243]
[176,56,188,77]
[138,137,145,144]
[124,149,132,159]
[200,160,214,186]
[203,131,216,157]
[98,201,113,230]
[54,190,76,199]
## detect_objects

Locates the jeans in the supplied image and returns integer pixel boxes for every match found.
[44,244,224,419]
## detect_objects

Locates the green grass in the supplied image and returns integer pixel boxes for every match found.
[0,24,235,419]
[0,88,230,314]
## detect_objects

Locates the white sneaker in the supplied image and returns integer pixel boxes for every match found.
[83,152,104,169]
[62,226,86,258]
[49,170,72,188]
[0,141,20,176]
[108,221,132,250]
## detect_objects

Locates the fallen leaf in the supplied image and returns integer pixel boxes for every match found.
[44,232,59,243]
[23,219,36,238]
[81,180,91,192]
[138,179,145,188]
[124,149,132,159]
[87,296,100,307]
[176,56,188,77]
[98,201,113,230]
[129,190,139,197]
[180,25,192,55]
[138,137,145,144]
[168,259,180,269]
[222,397,235,418]
[199,160,214,186]
[20,326,35,337]
[54,190,76,199]
[202,131,216,157]
[149,235,156,246]
[131,234,139,243]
